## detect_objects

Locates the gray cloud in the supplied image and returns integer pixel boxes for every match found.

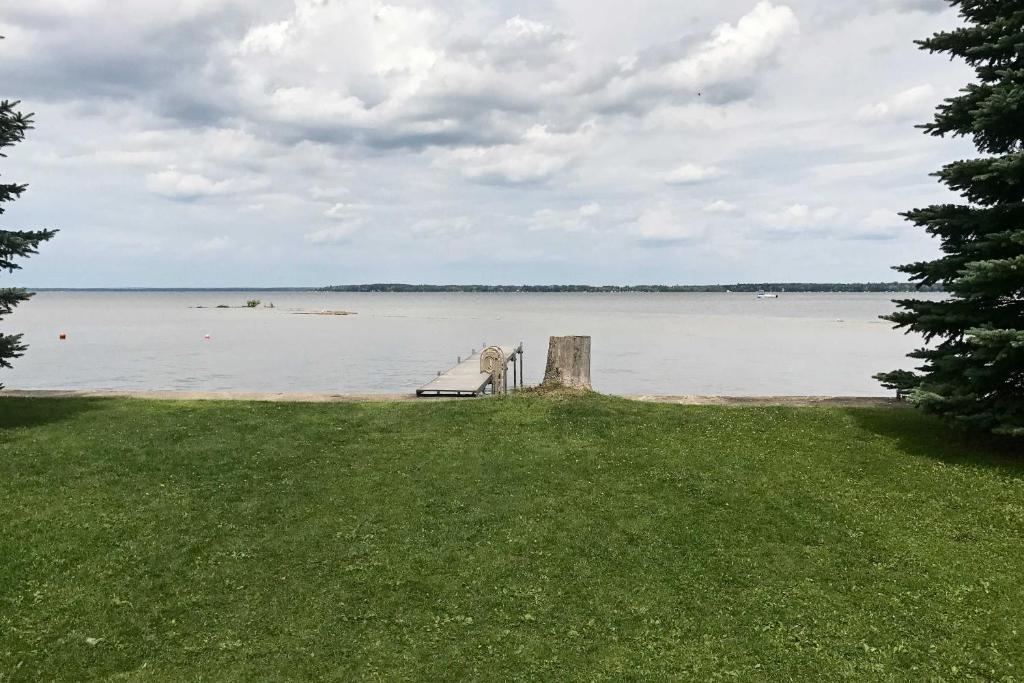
[1,5,258,101]
[0,0,971,286]
[874,0,947,13]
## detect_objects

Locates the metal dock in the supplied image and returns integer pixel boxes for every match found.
[416,343,524,397]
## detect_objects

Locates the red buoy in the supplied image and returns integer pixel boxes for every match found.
[59,332,66,340]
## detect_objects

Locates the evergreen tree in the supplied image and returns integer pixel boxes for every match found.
[876,0,1024,436]
[1,98,56,386]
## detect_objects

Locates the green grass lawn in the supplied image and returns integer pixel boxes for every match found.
[1,395,1021,681]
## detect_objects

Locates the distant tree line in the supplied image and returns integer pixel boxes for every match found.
[319,282,943,293]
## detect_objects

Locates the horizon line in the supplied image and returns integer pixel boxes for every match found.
[23,281,922,291]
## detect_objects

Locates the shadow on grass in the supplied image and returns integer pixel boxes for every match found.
[846,407,1022,475]
[0,397,106,430]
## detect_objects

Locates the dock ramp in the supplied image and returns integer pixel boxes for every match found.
[416,344,524,397]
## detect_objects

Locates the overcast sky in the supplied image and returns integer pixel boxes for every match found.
[1,0,972,287]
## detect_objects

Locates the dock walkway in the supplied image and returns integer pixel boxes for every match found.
[415,351,493,398]
[416,343,524,397]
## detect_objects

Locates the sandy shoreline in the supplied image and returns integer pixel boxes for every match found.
[0,389,899,407]
[628,395,900,407]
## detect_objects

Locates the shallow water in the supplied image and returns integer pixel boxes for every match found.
[2,291,934,395]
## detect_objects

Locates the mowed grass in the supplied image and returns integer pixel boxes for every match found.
[1,395,1021,681]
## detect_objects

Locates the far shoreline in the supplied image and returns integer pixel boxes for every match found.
[20,282,942,294]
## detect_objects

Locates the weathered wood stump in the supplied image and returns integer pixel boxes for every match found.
[543,336,591,390]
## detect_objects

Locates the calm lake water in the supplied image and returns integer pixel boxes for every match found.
[2,291,935,396]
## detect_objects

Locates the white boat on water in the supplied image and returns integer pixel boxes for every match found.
[756,290,779,299]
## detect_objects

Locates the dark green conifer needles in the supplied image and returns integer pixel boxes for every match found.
[0,98,56,385]
[877,0,1024,436]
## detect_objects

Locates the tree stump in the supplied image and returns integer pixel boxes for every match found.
[543,336,591,390]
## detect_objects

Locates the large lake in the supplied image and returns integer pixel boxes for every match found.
[2,291,935,396]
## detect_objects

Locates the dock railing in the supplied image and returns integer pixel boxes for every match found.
[479,342,524,395]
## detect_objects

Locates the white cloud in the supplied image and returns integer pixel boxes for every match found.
[201,0,801,155]
[266,87,370,127]
[665,163,723,185]
[856,84,935,122]
[323,202,366,220]
[482,16,574,67]
[630,206,704,244]
[409,216,472,237]
[145,168,269,201]
[755,203,843,239]
[238,20,290,55]
[304,224,362,244]
[145,170,230,200]
[777,204,840,225]
[228,0,445,135]
[601,2,799,108]
[850,208,903,240]
[0,0,967,285]
[703,199,739,213]
[671,1,799,88]
[751,204,902,241]
[433,123,595,184]
[310,186,350,200]
[79,127,273,175]
[529,203,603,232]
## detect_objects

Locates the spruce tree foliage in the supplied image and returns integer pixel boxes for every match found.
[876,0,1024,437]
[1,98,56,385]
